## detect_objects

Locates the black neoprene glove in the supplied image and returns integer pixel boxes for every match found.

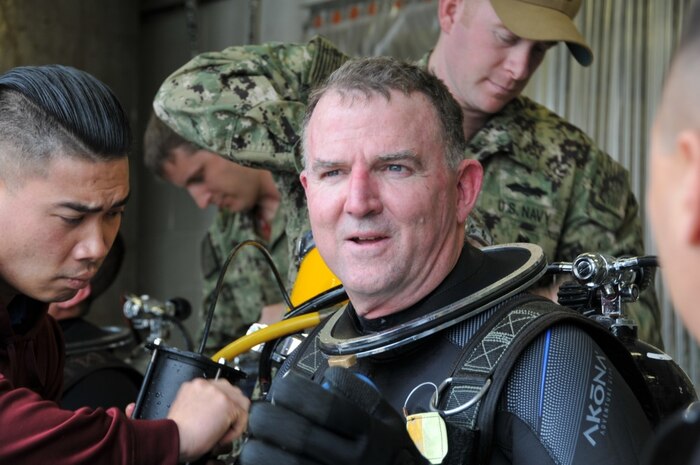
[239,366,429,465]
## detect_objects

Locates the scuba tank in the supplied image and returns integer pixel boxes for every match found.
[551,253,697,420]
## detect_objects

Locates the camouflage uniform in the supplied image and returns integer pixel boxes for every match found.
[153,37,350,287]
[467,95,662,347]
[200,208,288,351]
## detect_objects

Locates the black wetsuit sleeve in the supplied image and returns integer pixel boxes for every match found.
[491,324,652,465]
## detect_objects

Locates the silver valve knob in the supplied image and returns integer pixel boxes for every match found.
[572,253,613,288]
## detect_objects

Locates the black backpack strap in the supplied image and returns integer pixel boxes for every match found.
[438,293,658,465]
[438,294,544,426]
[277,309,337,383]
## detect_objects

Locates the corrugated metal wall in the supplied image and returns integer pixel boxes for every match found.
[528,0,698,386]
[304,0,700,387]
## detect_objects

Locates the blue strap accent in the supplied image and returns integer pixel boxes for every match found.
[538,329,552,418]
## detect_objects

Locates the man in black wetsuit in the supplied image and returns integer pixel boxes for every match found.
[239,57,652,465]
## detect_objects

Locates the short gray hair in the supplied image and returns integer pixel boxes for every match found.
[301,56,465,170]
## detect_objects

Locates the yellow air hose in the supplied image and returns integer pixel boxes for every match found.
[211,312,322,362]
[210,245,344,362]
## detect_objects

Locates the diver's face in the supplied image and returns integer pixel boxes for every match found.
[0,156,128,305]
[163,147,263,212]
[301,90,474,317]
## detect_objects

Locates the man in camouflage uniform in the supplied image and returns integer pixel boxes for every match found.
[153,0,661,347]
[153,37,349,291]
[424,0,661,347]
[143,114,289,352]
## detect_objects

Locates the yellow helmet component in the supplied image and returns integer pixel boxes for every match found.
[290,246,343,307]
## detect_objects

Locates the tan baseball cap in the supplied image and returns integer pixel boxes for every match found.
[490,0,593,66]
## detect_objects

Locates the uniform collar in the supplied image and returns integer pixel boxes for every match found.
[467,96,542,171]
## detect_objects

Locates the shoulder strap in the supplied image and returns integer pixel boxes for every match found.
[278,310,338,382]
[439,293,658,465]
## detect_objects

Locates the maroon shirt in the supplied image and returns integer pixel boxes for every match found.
[0,295,179,465]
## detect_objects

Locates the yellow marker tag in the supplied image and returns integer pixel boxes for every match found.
[327,354,358,368]
[406,411,448,464]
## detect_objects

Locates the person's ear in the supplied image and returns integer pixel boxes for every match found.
[300,170,309,191]
[455,159,483,223]
[677,129,700,245]
[438,0,463,33]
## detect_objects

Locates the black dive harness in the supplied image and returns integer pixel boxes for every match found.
[281,243,661,464]
[431,292,657,465]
